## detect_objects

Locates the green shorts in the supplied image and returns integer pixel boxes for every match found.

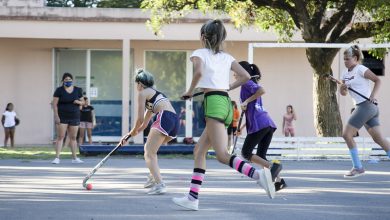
[203,91,233,127]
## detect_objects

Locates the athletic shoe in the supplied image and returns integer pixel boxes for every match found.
[51,158,60,164]
[147,183,167,195]
[257,168,275,199]
[71,158,84,164]
[344,167,365,178]
[270,160,283,182]
[144,175,156,188]
[275,178,287,192]
[172,196,199,211]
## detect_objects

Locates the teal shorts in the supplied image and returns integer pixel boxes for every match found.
[203,91,233,127]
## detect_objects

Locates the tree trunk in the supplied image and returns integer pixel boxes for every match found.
[307,48,343,136]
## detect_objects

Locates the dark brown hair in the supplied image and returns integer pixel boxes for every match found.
[5,103,13,111]
[62,72,73,81]
[239,61,261,83]
[200,19,227,54]
[287,105,294,113]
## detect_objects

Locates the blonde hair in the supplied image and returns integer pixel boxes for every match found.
[344,45,364,62]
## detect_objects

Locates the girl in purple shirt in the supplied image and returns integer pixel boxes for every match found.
[238,61,286,191]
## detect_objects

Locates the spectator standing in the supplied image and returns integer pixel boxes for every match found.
[79,97,96,145]
[51,72,84,164]
[2,103,19,148]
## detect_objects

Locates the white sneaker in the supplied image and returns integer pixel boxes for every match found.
[257,168,275,199]
[71,158,84,164]
[172,196,199,211]
[144,175,156,188]
[344,167,365,178]
[147,183,167,195]
[51,158,60,164]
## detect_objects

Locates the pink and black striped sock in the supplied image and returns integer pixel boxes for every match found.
[188,168,205,201]
[229,155,259,180]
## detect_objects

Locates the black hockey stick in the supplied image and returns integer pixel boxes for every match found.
[181,92,204,100]
[230,111,245,155]
[327,74,377,105]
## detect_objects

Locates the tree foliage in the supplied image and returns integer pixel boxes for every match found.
[46,0,141,8]
[141,0,390,136]
[97,0,142,8]
[46,0,98,7]
[145,51,187,100]
[142,0,389,51]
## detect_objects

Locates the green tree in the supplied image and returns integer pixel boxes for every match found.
[141,0,390,136]
[46,0,141,7]
[46,0,98,7]
[97,0,142,8]
[145,51,187,100]
[46,0,70,7]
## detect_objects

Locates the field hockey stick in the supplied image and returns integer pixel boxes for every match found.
[82,134,131,188]
[181,92,204,100]
[326,74,377,105]
[230,111,245,155]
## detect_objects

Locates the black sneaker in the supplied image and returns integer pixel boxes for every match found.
[275,178,287,192]
[270,160,283,182]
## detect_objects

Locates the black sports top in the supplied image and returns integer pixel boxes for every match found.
[145,89,168,113]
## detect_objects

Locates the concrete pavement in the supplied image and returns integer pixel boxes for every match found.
[0,157,389,220]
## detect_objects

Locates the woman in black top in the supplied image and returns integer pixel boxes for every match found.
[79,97,95,145]
[51,72,84,164]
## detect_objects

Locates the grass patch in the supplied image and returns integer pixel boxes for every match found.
[0,147,215,160]
[0,146,74,160]
[158,154,194,159]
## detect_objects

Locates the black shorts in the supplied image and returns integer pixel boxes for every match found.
[59,116,80,126]
[59,111,80,126]
[227,126,237,135]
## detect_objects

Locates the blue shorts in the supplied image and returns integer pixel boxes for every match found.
[151,110,180,138]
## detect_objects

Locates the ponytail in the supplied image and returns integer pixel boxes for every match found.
[239,61,262,83]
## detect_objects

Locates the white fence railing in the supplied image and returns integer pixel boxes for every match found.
[233,136,389,161]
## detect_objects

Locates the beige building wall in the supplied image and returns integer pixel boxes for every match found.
[1,3,389,145]
[0,39,53,145]
[0,38,123,145]
[1,37,389,145]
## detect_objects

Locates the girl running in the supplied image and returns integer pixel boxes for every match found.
[339,45,390,178]
[172,19,275,211]
[237,61,286,191]
[121,69,180,194]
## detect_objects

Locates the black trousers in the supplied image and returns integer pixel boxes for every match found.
[241,126,275,161]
